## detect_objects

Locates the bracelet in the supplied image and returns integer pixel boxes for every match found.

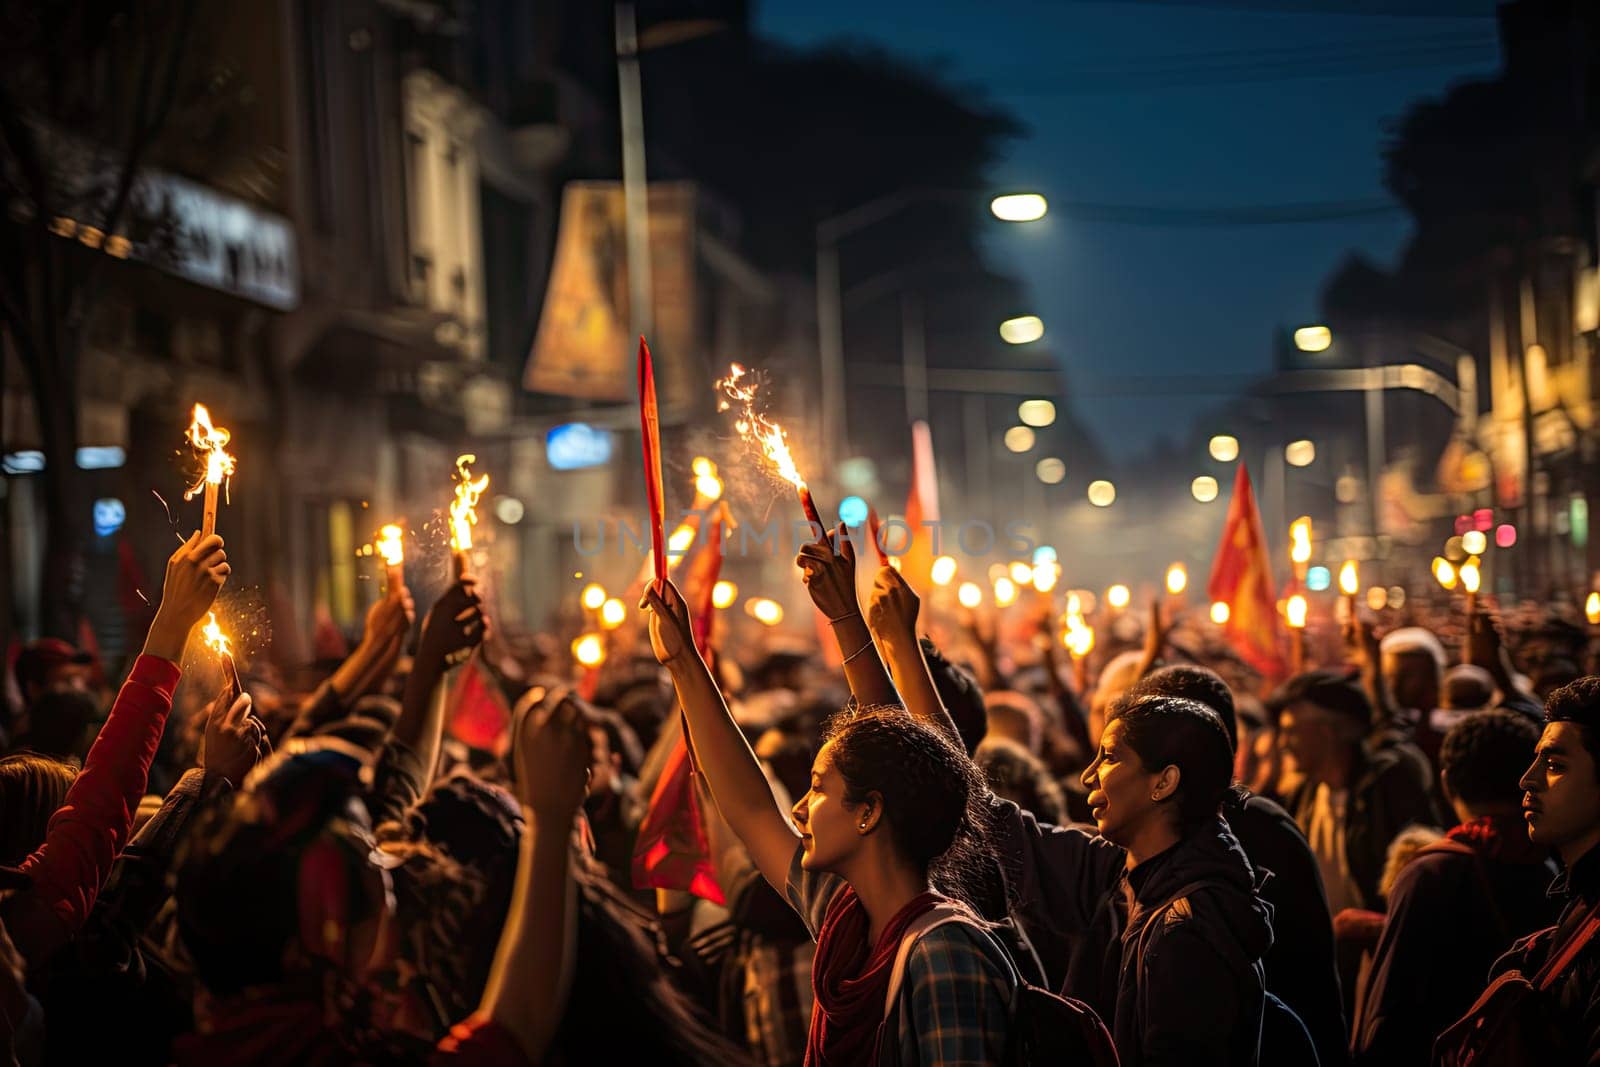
[842,638,876,664]
[828,610,862,625]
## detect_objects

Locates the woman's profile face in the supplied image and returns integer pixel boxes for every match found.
[790,741,863,872]
[1080,718,1164,847]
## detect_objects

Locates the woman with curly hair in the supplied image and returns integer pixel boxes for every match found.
[641,577,1016,1066]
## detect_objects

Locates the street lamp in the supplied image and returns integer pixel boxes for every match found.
[1191,476,1219,503]
[990,193,1049,222]
[1285,439,1316,468]
[1018,399,1056,427]
[1208,435,1239,462]
[1003,426,1036,453]
[999,316,1044,345]
[1294,326,1332,353]
[1036,457,1066,484]
[1088,480,1116,507]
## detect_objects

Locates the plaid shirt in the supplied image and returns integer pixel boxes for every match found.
[785,848,1013,1066]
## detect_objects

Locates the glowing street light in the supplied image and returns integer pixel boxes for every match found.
[581,582,607,610]
[1087,480,1116,507]
[990,193,1048,222]
[957,581,983,609]
[1210,601,1231,625]
[1285,440,1316,468]
[599,598,627,630]
[1191,476,1219,503]
[1009,562,1034,586]
[994,577,1018,606]
[1294,326,1332,352]
[1208,435,1239,462]
[1106,584,1131,610]
[999,315,1045,345]
[1018,399,1056,427]
[1004,426,1036,453]
[1036,457,1066,485]
[746,598,784,626]
[1461,529,1488,555]
[931,555,959,586]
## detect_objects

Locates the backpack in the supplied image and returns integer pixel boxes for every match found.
[1432,896,1600,1066]
[1134,880,1318,1067]
[884,904,1119,1067]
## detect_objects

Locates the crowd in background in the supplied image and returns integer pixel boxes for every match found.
[1,520,1598,1066]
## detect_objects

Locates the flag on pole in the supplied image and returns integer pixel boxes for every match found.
[900,421,940,587]
[1207,463,1288,681]
[638,337,666,584]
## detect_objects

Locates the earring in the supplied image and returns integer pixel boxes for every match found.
[859,821,868,830]
[1150,793,1161,802]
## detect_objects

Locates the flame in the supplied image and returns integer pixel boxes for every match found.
[572,633,606,668]
[599,598,627,630]
[1339,560,1359,596]
[202,611,233,660]
[746,598,784,626]
[931,556,958,586]
[449,454,490,553]
[1166,564,1187,595]
[376,524,405,567]
[1587,592,1600,626]
[581,583,607,610]
[1106,584,1131,609]
[183,404,236,500]
[712,580,738,609]
[1063,593,1095,657]
[1433,557,1457,590]
[1290,517,1313,565]
[1460,560,1481,594]
[1286,594,1308,629]
[957,582,982,609]
[717,364,808,491]
[1210,601,1231,625]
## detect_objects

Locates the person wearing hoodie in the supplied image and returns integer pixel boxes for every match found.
[1352,709,1558,1064]
[864,564,1271,1066]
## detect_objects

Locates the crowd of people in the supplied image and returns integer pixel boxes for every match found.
[1,517,1598,1065]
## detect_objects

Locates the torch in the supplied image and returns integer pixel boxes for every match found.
[184,404,236,538]
[1338,560,1359,621]
[376,524,405,597]
[449,454,490,579]
[1064,592,1095,693]
[1460,558,1482,619]
[202,611,243,697]
[1286,594,1308,674]
[717,364,827,536]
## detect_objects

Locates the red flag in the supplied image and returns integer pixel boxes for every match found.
[1207,464,1288,681]
[682,502,729,656]
[445,655,513,754]
[632,735,725,904]
[638,337,666,584]
[900,421,940,586]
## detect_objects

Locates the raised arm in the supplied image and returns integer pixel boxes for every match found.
[392,578,486,783]
[471,690,589,1065]
[288,590,413,739]
[641,578,800,894]
[795,524,898,707]
[14,532,227,963]
[865,565,962,744]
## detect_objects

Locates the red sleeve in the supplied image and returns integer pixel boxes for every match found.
[432,1014,531,1067]
[13,654,180,962]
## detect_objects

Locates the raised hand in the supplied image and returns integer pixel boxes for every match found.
[144,531,230,662]
[639,578,696,669]
[796,522,860,623]
[198,689,268,788]
[417,577,487,670]
[867,562,921,647]
[512,689,591,819]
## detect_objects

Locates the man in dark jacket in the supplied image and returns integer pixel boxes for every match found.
[1133,666,1349,1067]
[1353,709,1559,1064]
[1467,677,1600,1063]
[1274,670,1443,913]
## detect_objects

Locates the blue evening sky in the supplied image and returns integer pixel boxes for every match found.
[754,0,1502,461]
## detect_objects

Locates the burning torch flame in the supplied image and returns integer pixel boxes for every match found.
[450,454,490,553]
[1286,594,1308,629]
[202,611,233,659]
[717,364,808,491]
[1433,557,1458,590]
[183,404,236,501]
[1063,592,1095,658]
[375,524,405,567]
[1460,560,1481,594]
[1339,561,1359,596]
[1587,592,1600,626]
[1290,517,1313,565]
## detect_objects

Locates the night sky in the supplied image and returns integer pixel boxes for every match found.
[756,0,1503,462]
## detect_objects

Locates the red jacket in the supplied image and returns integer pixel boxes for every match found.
[10,654,180,964]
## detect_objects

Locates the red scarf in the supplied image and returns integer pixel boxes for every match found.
[806,888,945,1066]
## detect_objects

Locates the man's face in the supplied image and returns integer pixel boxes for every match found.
[1277,702,1339,782]
[1520,722,1600,863]
[1382,651,1440,713]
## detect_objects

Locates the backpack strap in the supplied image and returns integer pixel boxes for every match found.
[1532,896,1600,992]
[883,904,974,1015]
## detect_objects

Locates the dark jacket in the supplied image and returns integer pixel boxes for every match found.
[1228,793,1350,1067]
[1480,840,1600,1065]
[989,797,1272,1067]
[1284,743,1443,910]
[1353,813,1559,1065]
